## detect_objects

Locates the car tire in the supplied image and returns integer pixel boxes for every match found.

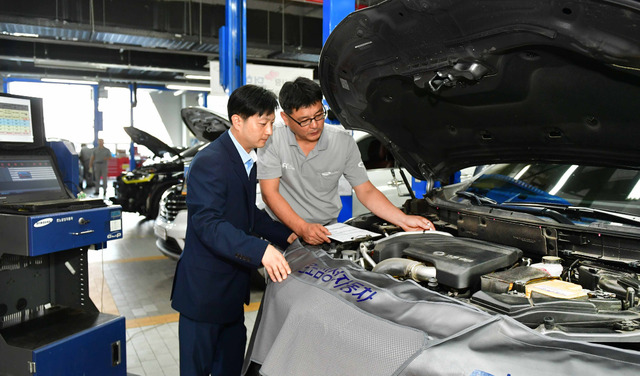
[145,180,180,219]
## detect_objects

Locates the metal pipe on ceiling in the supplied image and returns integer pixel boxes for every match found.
[89,0,95,36]
[299,10,303,50]
[189,0,193,36]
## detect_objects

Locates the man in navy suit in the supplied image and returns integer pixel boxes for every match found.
[171,84,296,376]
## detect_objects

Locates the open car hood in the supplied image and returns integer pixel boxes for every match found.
[319,0,640,182]
[181,106,231,143]
[123,127,180,158]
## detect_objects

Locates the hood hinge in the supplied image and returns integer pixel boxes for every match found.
[421,61,491,92]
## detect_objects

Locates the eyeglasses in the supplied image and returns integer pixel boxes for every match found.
[284,108,326,127]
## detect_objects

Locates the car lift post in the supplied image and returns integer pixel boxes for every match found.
[220,0,246,94]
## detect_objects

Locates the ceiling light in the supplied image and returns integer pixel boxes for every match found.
[185,74,211,80]
[41,78,99,85]
[173,90,185,96]
[34,58,108,72]
[166,84,210,92]
[5,31,39,38]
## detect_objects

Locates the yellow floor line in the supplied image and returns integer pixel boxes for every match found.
[127,313,179,329]
[126,302,262,329]
[245,301,261,312]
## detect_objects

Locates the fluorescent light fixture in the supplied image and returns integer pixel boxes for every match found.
[41,78,99,85]
[4,31,39,38]
[34,58,108,72]
[173,90,185,96]
[166,84,210,92]
[185,74,211,80]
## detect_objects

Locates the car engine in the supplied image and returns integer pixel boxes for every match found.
[334,204,640,345]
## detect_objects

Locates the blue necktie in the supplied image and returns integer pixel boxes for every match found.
[245,159,254,177]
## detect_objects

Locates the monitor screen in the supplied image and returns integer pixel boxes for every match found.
[0,154,68,204]
[0,95,34,143]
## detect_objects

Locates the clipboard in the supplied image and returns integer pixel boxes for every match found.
[325,222,381,242]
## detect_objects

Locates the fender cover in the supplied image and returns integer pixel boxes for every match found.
[244,242,640,376]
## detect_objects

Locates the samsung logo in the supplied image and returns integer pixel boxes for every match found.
[56,216,73,223]
[107,232,122,239]
[34,218,53,228]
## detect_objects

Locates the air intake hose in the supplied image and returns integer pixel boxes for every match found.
[372,258,436,282]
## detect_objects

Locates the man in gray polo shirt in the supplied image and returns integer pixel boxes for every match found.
[258,77,434,245]
[90,138,112,197]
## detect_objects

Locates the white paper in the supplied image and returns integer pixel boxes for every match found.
[325,223,381,242]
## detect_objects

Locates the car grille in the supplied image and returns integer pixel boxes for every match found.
[158,187,187,221]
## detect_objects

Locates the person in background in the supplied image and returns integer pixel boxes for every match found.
[78,143,94,190]
[89,138,111,197]
[257,77,434,245]
[170,84,296,376]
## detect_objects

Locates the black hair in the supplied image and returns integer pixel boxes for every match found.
[227,84,278,122]
[278,77,323,114]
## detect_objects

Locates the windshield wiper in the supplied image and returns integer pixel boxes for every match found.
[456,191,497,205]
[504,202,640,227]
[455,191,574,224]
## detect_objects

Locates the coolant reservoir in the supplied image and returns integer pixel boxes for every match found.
[530,256,563,277]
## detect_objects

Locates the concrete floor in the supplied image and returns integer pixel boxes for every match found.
[88,208,263,376]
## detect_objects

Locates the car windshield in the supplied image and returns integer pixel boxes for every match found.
[464,163,640,218]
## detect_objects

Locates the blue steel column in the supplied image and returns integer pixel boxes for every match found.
[129,84,137,171]
[323,0,354,44]
[325,1,355,223]
[220,0,246,94]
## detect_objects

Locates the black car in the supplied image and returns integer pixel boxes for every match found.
[244,0,640,375]
[111,107,229,218]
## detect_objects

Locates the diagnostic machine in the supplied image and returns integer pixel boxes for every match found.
[0,93,126,375]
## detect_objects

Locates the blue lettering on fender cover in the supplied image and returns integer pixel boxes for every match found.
[469,371,500,376]
[298,263,377,302]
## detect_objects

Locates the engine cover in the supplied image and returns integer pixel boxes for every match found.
[373,233,522,289]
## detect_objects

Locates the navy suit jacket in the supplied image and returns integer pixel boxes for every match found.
[171,131,291,324]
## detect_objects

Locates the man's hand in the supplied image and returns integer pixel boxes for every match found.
[397,214,435,232]
[261,244,291,283]
[299,222,332,245]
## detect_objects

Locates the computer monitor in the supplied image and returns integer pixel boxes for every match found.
[0,154,70,204]
[0,94,34,143]
[0,93,46,149]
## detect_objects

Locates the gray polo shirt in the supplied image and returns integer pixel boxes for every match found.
[257,123,369,225]
[92,146,111,164]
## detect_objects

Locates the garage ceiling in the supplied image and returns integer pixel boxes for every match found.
[0,0,382,87]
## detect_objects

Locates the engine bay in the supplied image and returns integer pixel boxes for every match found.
[331,197,640,345]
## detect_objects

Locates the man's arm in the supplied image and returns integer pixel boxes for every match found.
[260,177,331,245]
[353,180,434,231]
